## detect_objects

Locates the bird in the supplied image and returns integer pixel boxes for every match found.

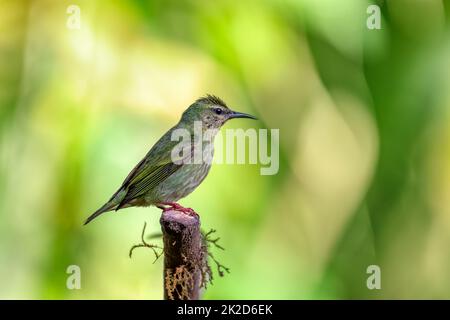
[84,95,257,225]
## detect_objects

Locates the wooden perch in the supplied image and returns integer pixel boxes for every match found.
[160,210,204,300]
[129,209,228,299]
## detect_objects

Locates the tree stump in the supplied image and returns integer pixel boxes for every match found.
[160,210,204,300]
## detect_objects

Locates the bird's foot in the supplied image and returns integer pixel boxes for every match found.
[158,202,198,217]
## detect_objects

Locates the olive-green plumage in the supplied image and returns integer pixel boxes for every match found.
[84,95,256,225]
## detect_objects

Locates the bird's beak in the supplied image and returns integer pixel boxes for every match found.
[229,110,258,120]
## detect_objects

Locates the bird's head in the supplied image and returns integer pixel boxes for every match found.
[181,94,257,129]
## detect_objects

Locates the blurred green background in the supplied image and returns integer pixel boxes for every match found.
[1,0,450,299]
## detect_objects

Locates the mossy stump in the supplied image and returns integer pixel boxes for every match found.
[160,210,204,300]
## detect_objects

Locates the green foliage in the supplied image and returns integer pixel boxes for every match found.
[1,0,450,299]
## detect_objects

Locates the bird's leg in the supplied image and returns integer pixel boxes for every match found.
[156,204,166,210]
[157,202,198,217]
[167,202,197,216]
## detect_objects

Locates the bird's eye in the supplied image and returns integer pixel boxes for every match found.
[213,108,223,115]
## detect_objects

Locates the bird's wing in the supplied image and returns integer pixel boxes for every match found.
[119,160,182,205]
[115,133,194,209]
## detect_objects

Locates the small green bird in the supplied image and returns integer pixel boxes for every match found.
[84,95,256,225]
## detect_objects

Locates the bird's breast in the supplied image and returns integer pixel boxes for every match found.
[151,143,215,203]
[153,162,212,203]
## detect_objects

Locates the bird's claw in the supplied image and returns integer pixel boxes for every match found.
[158,202,199,217]
[178,207,198,217]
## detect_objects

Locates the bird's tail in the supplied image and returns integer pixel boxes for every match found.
[84,201,117,225]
